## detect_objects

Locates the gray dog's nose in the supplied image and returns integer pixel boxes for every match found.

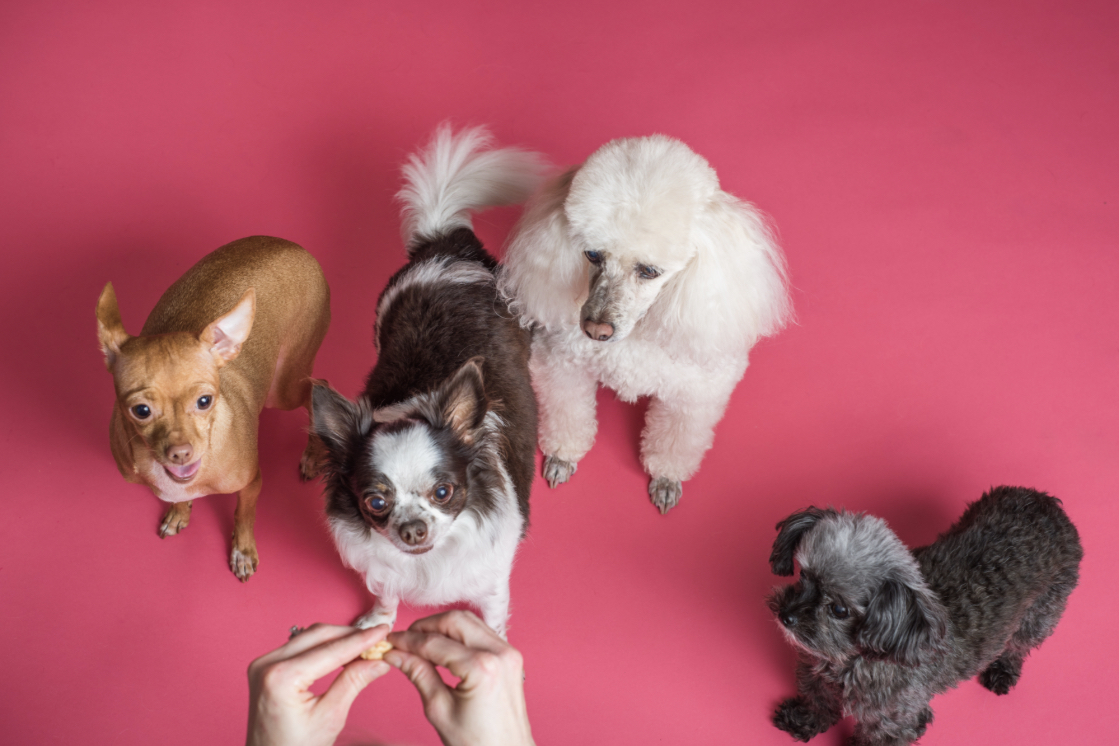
[780,611,797,628]
[582,320,614,341]
[399,520,428,546]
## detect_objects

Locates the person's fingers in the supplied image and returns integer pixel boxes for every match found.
[318,658,390,715]
[250,623,356,673]
[387,629,486,680]
[385,649,452,716]
[404,610,506,654]
[284,626,390,685]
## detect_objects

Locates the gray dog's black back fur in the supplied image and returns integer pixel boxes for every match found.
[916,485,1082,692]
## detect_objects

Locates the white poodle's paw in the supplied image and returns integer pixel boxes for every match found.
[355,609,396,630]
[648,477,683,514]
[543,455,577,488]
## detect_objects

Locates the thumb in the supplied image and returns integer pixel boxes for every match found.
[320,659,389,714]
[387,650,452,713]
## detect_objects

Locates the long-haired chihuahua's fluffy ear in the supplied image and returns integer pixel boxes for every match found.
[643,194,792,356]
[373,358,490,446]
[770,507,834,576]
[497,167,588,330]
[857,575,949,667]
[310,381,373,462]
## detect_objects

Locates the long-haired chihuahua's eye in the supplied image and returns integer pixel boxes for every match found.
[829,602,849,619]
[131,404,151,420]
[197,395,213,410]
[365,495,388,513]
[433,483,454,502]
[636,265,661,280]
[584,250,603,265]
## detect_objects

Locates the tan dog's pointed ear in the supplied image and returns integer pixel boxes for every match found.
[201,288,255,366]
[96,282,130,368]
[439,356,488,444]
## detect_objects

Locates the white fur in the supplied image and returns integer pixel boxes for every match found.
[397,123,546,251]
[332,414,524,636]
[499,135,791,502]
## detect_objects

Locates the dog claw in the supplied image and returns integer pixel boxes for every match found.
[648,477,683,514]
[543,455,577,488]
[230,546,259,582]
[158,502,192,537]
[355,610,396,630]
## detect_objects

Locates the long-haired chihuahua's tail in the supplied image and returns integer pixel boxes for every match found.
[397,124,547,254]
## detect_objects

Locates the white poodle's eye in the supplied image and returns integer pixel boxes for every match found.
[584,250,604,265]
[636,264,661,280]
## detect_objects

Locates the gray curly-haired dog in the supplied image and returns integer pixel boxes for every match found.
[767,486,1082,745]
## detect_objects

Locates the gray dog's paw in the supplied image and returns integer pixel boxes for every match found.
[543,455,577,488]
[648,477,683,514]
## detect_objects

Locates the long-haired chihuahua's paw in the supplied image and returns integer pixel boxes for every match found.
[158,502,192,538]
[773,697,831,742]
[230,545,259,582]
[543,455,577,488]
[355,610,396,630]
[648,477,683,514]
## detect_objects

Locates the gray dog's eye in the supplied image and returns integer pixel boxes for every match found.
[830,602,849,619]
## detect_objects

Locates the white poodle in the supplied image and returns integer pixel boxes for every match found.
[498,135,792,513]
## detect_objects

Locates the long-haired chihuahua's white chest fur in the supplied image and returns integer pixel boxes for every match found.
[499,135,792,513]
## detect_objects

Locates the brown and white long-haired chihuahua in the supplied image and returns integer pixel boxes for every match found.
[311,126,543,636]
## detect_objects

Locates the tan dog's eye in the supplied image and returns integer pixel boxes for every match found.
[131,404,151,419]
[197,395,213,410]
[636,265,661,280]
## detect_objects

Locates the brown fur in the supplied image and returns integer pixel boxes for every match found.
[96,235,330,580]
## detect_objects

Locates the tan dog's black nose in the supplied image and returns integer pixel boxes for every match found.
[166,443,194,464]
[582,320,614,341]
[399,520,428,546]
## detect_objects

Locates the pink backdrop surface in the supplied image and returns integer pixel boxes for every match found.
[1,1,1116,744]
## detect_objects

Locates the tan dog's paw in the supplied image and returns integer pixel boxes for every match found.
[543,455,577,489]
[648,477,683,514]
[158,501,192,537]
[230,544,259,582]
[298,434,325,481]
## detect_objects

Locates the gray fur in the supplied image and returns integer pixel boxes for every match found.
[767,486,1082,745]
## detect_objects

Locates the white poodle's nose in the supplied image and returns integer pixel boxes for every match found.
[582,320,614,341]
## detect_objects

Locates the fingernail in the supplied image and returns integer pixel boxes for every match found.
[383,651,402,668]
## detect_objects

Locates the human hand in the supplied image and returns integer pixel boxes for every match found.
[386,610,534,746]
[246,623,392,746]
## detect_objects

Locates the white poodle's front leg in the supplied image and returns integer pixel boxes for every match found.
[355,595,398,630]
[530,337,599,488]
[640,388,734,513]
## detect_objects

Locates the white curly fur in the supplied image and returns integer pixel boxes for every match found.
[498,135,791,511]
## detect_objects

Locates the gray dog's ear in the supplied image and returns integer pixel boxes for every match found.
[770,507,834,576]
[857,576,948,667]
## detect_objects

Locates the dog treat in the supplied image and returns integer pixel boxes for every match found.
[360,640,394,660]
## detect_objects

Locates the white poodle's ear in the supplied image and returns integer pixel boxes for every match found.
[497,167,589,330]
[641,193,792,356]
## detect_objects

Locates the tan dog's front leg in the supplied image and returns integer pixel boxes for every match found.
[230,469,262,582]
[159,500,193,537]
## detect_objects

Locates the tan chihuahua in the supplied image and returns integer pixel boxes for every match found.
[96,235,331,581]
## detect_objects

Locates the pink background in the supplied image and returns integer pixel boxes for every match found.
[1,1,1116,744]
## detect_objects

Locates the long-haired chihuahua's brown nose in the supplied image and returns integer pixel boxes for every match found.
[166,443,194,464]
[582,319,614,341]
[399,520,429,546]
